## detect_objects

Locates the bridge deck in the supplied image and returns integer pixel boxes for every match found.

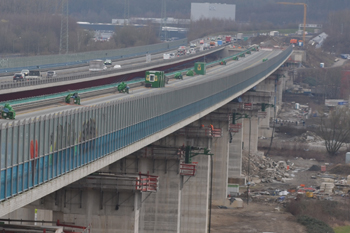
[0,46,292,216]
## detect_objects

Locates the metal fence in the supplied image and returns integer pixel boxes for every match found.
[0,39,187,73]
[0,45,224,91]
[0,46,292,201]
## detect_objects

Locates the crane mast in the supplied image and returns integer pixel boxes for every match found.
[59,0,69,54]
[277,2,307,46]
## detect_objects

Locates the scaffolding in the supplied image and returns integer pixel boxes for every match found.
[176,126,222,138]
[180,162,198,176]
[135,172,159,192]
[243,103,252,110]
[258,111,267,118]
[229,123,242,133]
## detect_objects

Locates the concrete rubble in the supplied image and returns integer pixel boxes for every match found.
[238,153,350,208]
[242,151,294,184]
[294,131,323,143]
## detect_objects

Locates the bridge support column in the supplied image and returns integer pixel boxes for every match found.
[29,131,210,233]
[259,106,272,138]
[26,156,147,233]
[228,118,245,185]
[138,155,182,233]
[196,113,229,205]
[180,149,210,233]
[243,115,259,154]
[137,132,210,233]
[211,133,229,204]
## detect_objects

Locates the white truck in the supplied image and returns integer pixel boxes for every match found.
[26,70,42,80]
[163,53,175,59]
[89,60,107,71]
[269,31,279,36]
[236,33,243,40]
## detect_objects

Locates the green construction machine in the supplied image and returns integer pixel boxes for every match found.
[117,82,130,94]
[174,72,183,80]
[1,103,16,120]
[219,60,226,65]
[194,62,206,75]
[145,71,166,88]
[65,92,81,105]
[186,70,194,76]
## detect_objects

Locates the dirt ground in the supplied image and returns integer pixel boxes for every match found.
[211,154,323,233]
[211,202,306,233]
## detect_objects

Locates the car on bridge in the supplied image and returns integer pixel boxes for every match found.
[46,71,57,78]
[21,69,29,76]
[13,73,25,81]
[27,70,42,79]
[104,59,112,65]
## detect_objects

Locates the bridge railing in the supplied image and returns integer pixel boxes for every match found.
[0,39,187,73]
[0,46,292,202]
[0,45,224,91]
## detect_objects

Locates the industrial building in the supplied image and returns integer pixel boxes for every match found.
[191,3,236,21]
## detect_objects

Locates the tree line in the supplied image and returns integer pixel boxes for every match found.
[0,12,159,56]
[0,0,349,56]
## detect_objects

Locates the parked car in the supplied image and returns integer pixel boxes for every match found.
[46,71,57,78]
[21,69,29,76]
[104,59,112,65]
[13,73,25,81]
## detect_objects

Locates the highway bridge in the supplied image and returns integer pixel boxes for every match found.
[0,43,293,233]
[0,42,224,101]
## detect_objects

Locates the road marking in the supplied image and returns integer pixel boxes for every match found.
[18,105,63,116]
[243,52,272,70]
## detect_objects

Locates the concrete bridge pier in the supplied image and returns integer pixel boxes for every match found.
[19,128,211,233]
[243,114,259,154]
[136,130,211,233]
[199,111,231,205]
[25,157,145,233]
[228,118,245,186]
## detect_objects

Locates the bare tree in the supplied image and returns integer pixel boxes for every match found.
[317,108,350,155]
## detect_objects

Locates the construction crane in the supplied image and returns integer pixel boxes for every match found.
[159,0,167,41]
[59,0,69,54]
[277,2,307,46]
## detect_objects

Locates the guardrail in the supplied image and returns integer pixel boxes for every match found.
[0,44,252,109]
[0,39,187,73]
[0,45,225,91]
[167,44,258,76]
[8,80,145,112]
